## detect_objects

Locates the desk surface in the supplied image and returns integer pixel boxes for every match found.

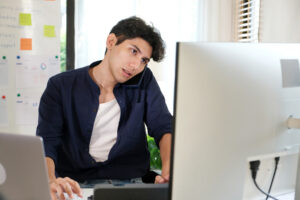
[277,192,294,200]
[79,189,295,200]
[82,188,93,200]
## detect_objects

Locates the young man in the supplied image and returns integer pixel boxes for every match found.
[37,16,172,200]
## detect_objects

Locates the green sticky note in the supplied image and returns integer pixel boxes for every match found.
[44,25,56,37]
[19,13,32,26]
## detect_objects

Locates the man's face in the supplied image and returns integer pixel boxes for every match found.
[107,35,152,83]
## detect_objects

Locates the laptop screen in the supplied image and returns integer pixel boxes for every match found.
[0,133,52,200]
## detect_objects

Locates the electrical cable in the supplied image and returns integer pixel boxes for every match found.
[249,160,279,200]
[252,178,279,200]
[266,157,280,200]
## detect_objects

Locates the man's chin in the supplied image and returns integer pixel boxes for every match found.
[118,77,131,84]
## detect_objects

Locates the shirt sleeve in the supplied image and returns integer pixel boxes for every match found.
[36,77,64,165]
[144,71,173,146]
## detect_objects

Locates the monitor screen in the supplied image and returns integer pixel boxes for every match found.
[171,42,300,200]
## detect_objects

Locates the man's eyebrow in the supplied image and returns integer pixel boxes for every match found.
[132,44,150,62]
[132,45,141,53]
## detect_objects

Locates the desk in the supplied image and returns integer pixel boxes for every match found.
[82,188,93,200]
[82,189,294,200]
[276,192,294,200]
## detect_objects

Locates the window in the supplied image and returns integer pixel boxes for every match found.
[236,0,260,42]
[74,0,201,112]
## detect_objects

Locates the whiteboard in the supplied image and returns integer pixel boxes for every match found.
[0,0,61,135]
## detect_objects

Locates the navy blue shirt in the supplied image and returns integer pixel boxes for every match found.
[36,61,172,182]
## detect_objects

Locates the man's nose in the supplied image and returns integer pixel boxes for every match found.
[129,58,140,71]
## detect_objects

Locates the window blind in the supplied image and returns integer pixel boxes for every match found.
[236,0,260,42]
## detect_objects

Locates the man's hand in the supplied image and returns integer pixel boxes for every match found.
[45,157,82,200]
[49,177,82,200]
[155,174,169,184]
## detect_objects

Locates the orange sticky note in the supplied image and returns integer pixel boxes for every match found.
[20,38,32,50]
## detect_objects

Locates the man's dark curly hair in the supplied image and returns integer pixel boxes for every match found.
[109,16,165,62]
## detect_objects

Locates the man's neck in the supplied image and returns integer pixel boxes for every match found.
[90,59,117,91]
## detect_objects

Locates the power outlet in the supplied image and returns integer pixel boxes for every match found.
[243,152,298,199]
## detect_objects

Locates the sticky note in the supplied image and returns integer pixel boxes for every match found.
[20,38,32,50]
[19,13,32,26]
[44,25,56,37]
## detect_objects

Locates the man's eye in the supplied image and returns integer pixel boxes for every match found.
[141,58,147,64]
[131,49,137,54]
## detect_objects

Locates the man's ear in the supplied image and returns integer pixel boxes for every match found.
[106,33,117,50]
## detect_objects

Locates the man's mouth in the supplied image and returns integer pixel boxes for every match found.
[122,68,132,78]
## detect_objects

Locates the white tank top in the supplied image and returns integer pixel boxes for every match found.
[89,99,120,162]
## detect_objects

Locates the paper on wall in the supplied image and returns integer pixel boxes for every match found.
[15,89,41,125]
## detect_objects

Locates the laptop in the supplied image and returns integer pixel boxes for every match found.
[0,132,52,200]
[0,132,168,200]
[93,183,169,200]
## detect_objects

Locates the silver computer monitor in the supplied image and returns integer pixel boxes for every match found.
[171,42,300,200]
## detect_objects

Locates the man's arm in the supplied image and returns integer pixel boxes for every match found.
[143,69,173,183]
[155,133,172,183]
[46,157,57,183]
[46,157,82,200]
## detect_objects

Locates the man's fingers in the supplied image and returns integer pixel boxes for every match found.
[50,191,58,200]
[65,177,83,197]
[49,177,82,200]
[50,182,60,200]
[62,183,73,199]
[57,178,73,199]
[162,174,170,182]
[155,175,167,184]
[57,185,65,200]
[155,175,163,183]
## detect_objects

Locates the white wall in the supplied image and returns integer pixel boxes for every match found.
[259,0,300,42]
